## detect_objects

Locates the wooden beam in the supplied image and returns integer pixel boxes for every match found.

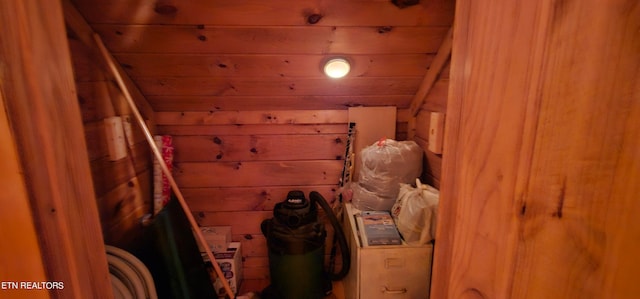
[61,0,156,125]
[0,82,50,299]
[0,0,113,297]
[409,27,453,116]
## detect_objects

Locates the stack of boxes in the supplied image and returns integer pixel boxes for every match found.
[198,226,243,297]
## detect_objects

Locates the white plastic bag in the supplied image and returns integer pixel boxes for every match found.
[352,139,423,211]
[391,179,439,245]
[349,183,390,210]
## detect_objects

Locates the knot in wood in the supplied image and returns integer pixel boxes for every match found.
[307,14,323,24]
[378,26,393,34]
[154,3,178,15]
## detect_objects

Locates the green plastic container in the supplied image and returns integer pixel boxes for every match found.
[261,191,330,299]
[268,245,325,299]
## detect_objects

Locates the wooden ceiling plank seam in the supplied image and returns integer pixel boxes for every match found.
[146,95,416,111]
[89,24,450,55]
[409,26,453,116]
[156,126,349,138]
[154,110,349,126]
[112,53,435,78]
[134,77,424,97]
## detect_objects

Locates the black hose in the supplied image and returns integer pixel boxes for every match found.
[309,191,351,281]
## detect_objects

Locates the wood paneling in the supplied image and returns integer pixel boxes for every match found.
[101,172,153,247]
[93,25,449,55]
[67,0,456,286]
[0,0,112,297]
[409,27,452,115]
[69,38,108,82]
[408,33,450,188]
[156,110,348,125]
[89,142,151,196]
[159,119,345,280]
[64,0,156,122]
[238,235,268,257]
[420,79,449,112]
[183,185,337,212]
[414,135,442,189]
[72,0,455,27]
[432,0,640,298]
[70,0,454,112]
[68,25,155,250]
[148,95,415,111]
[134,76,423,97]
[0,83,50,299]
[171,134,346,162]
[158,110,349,279]
[98,172,152,231]
[242,256,270,280]
[84,119,147,160]
[115,54,433,78]
[158,123,347,136]
[198,211,271,235]
[175,160,343,188]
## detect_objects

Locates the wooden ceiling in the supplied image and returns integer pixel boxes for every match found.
[70,0,455,112]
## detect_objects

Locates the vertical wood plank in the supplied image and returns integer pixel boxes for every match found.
[0,0,113,297]
[0,85,50,299]
[68,18,157,250]
[433,0,640,299]
[510,1,640,297]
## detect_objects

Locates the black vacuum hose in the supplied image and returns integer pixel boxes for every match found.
[309,191,351,281]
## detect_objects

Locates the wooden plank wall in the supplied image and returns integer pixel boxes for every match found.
[0,0,112,297]
[407,27,452,190]
[0,75,50,299]
[69,0,447,285]
[69,37,154,250]
[396,109,410,141]
[71,0,455,112]
[432,0,640,298]
[156,110,350,281]
[412,64,449,189]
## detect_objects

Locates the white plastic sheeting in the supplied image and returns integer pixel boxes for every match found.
[106,245,158,299]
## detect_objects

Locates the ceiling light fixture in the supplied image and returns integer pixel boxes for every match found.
[323,58,351,79]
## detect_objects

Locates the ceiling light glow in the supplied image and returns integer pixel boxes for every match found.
[323,58,351,79]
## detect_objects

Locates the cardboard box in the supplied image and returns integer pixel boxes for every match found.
[197,226,232,253]
[202,242,243,297]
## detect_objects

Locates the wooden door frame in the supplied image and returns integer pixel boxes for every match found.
[432,0,640,298]
[0,0,113,297]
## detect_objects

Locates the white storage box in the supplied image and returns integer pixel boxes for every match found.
[202,242,243,297]
[197,226,232,253]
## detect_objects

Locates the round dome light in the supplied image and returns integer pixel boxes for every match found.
[323,58,351,79]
